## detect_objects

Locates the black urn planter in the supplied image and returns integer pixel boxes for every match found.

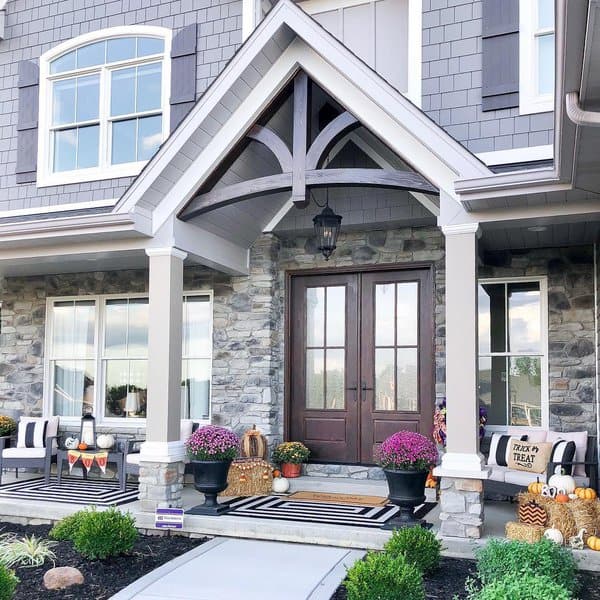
[186,459,233,515]
[382,468,431,530]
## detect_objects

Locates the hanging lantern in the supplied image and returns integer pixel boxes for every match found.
[313,205,342,260]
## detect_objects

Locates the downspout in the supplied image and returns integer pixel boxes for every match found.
[566,91,600,126]
[595,243,600,464]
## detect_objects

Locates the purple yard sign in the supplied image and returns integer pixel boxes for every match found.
[155,507,184,529]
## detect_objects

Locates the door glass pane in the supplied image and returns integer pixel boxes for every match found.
[326,286,345,346]
[479,356,508,426]
[54,129,77,172]
[306,287,325,347]
[306,349,324,409]
[375,348,395,410]
[107,37,136,62]
[537,33,554,95]
[136,63,162,112]
[128,298,149,356]
[77,125,99,169]
[375,284,394,346]
[112,119,136,164]
[183,296,211,356]
[397,282,418,345]
[53,79,76,125]
[182,359,211,420]
[397,348,417,411]
[76,74,100,122]
[137,115,162,161]
[52,360,95,417]
[326,349,345,409]
[111,67,136,116]
[509,356,542,427]
[508,282,541,354]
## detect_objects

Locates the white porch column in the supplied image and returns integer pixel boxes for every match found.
[138,247,187,511]
[434,223,489,538]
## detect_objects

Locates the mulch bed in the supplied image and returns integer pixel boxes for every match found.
[0,523,207,600]
[331,555,600,599]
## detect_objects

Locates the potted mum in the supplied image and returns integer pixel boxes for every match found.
[378,430,438,529]
[272,441,310,478]
[185,425,240,515]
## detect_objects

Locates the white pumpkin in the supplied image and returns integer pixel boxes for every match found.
[548,473,576,494]
[544,527,564,545]
[64,437,79,450]
[272,476,290,494]
[96,433,115,449]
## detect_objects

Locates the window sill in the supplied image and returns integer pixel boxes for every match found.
[519,96,554,116]
[36,161,148,188]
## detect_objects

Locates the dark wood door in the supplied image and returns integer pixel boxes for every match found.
[289,268,433,464]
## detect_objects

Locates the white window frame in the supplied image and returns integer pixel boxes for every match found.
[37,26,172,188]
[478,276,549,433]
[519,0,554,115]
[43,291,213,428]
[244,0,422,106]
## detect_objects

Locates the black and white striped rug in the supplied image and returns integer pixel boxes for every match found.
[225,495,436,528]
[0,477,138,506]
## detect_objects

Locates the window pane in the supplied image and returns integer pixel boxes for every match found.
[136,63,162,112]
[137,115,162,160]
[537,33,555,95]
[306,287,325,347]
[128,298,149,356]
[397,348,417,411]
[52,302,75,357]
[326,286,345,346]
[375,283,395,346]
[111,67,136,117]
[51,51,76,74]
[183,296,211,357]
[105,359,147,418]
[478,356,508,426]
[306,348,324,409]
[76,41,105,69]
[76,74,100,122]
[111,119,136,164]
[182,359,211,420]
[538,0,554,29]
[325,349,344,409]
[509,356,542,427]
[73,301,96,358]
[105,300,128,357]
[52,360,95,417]
[397,282,418,345]
[54,129,77,172]
[138,37,164,57]
[53,79,76,126]
[479,283,506,353]
[375,348,395,410]
[508,282,541,354]
[77,125,99,169]
[107,37,136,63]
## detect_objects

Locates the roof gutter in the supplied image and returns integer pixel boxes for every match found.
[566,91,600,126]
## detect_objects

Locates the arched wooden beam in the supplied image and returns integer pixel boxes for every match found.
[180,169,438,221]
[247,125,293,172]
[305,111,360,170]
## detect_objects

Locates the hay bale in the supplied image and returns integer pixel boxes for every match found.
[506,521,545,543]
[219,458,273,497]
[569,499,598,541]
[545,502,577,540]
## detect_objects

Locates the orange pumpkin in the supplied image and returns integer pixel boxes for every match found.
[576,487,597,500]
[272,469,281,478]
[528,479,544,495]
[77,442,88,451]
[555,493,570,504]
[587,535,600,551]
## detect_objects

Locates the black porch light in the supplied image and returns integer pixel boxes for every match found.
[313,202,342,261]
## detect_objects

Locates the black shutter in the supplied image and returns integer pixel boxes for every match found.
[16,60,39,184]
[170,24,198,131]
[481,0,519,111]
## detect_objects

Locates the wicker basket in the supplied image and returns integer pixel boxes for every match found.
[505,521,546,543]
[219,458,273,497]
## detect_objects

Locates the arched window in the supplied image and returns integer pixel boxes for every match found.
[38,26,171,186]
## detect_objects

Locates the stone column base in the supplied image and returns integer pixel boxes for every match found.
[439,476,484,539]
[138,460,185,512]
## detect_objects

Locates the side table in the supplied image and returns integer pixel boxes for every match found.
[56,448,126,491]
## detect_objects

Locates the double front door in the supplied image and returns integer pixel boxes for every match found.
[289,269,433,464]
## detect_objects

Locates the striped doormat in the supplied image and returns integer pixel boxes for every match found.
[225,495,436,528]
[0,477,138,506]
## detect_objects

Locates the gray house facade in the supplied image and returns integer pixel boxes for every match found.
[0,0,599,538]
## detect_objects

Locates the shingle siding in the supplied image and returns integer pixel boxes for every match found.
[0,0,242,212]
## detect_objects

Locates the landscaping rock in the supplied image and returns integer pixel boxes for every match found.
[43,566,84,590]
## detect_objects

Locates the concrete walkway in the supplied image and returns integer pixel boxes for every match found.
[110,538,365,600]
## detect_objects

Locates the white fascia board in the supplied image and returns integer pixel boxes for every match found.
[476,145,554,166]
[0,199,116,220]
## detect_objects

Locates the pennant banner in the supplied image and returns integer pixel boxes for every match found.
[66,450,109,474]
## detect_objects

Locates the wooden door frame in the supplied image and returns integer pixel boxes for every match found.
[283,261,436,451]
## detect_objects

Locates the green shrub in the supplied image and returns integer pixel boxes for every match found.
[383,526,442,574]
[0,564,18,600]
[344,551,424,600]
[72,507,138,559]
[475,538,577,593]
[49,511,87,541]
[474,573,570,600]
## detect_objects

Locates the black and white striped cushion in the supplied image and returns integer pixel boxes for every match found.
[549,440,577,475]
[16,420,48,449]
[489,433,527,467]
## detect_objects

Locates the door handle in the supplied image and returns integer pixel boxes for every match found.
[361,383,373,391]
[346,386,358,391]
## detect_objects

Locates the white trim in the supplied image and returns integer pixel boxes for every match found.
[37,26,172,188]
[476,145,554,167]
[145,247,188,260]
[433,452,489,480]
[262,198,294,232]
[0,199,116,220]
[441,223,481,236]
[139,440,186,463]
[242,0,259,40]
[519,0,555,115]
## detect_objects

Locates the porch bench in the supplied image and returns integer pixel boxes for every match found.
[483,430,598,499]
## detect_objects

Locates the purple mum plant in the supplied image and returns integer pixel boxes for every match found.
[185,425,240,461]
[378,431,438,472]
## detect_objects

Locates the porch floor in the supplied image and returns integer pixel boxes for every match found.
[2,473,600,571]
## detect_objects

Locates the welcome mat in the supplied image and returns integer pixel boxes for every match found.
[0,477,139,506]
[226,495,436,528]
[287,491,388,507]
